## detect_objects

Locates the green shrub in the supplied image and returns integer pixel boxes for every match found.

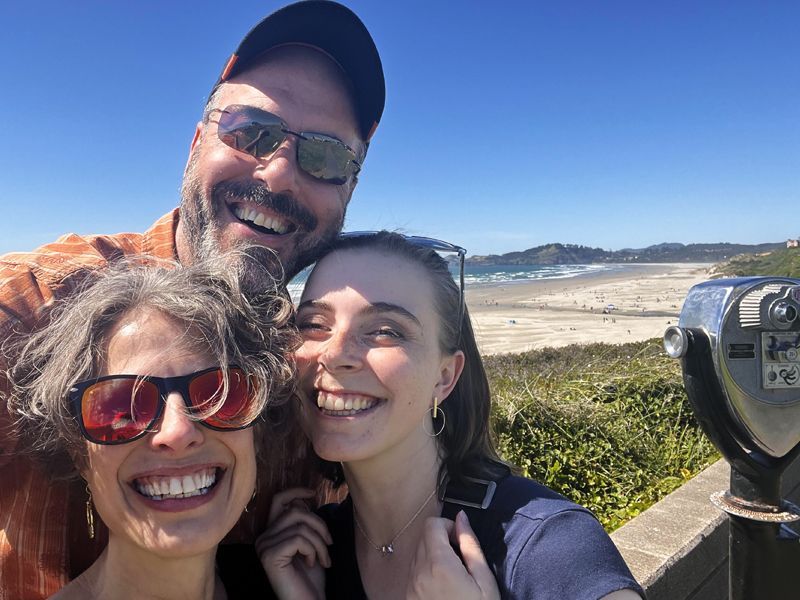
[485,339,719,531]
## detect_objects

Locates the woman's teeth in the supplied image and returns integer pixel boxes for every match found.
[317,391,377,415]
[134,468,218,500]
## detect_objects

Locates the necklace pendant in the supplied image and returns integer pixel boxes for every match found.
[380,544,394,556]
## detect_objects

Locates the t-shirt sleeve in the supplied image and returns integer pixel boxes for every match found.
[505,508,643,600]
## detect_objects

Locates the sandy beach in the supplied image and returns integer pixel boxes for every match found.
[467,263,712,355]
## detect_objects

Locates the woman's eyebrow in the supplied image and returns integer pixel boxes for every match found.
[362,302,421,327]
[296,299,422,327]
[296,299,331,312]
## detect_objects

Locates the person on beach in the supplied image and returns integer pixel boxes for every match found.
[5,255,298,599]
[0,2,384,596]
[258,232,644,599]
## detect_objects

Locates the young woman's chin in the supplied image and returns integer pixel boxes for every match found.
[301,408,376,463]
[311,435,369,464]
[309,426,429,467]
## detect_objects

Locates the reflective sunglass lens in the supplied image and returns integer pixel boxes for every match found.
[81,379,159,443]
[221,124,284,157]
[188,368,255,429]
[217,106,285,158]
[297,137,357,184]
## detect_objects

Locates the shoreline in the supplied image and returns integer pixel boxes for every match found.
[466,263,712,355]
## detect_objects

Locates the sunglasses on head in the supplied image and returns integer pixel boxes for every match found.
[68,366,258,445]
[339,232,467,326]
[211,104,361,185]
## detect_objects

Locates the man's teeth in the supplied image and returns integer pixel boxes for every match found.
[317,391,378,415]
[233,205,289,234]
[134,468,217,500]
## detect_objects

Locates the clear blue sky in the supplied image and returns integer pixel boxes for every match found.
[1,1,798,257]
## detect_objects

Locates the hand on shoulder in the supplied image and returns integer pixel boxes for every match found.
[406,510,500,600]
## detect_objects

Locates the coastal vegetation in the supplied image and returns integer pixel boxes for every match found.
[468,241,784,266]
[711,246,800,278]
[484,339,719,531]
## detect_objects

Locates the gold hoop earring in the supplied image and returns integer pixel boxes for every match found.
[85,485,96,540]
[422,396,446,437]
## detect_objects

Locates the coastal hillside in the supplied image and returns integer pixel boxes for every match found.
[467,241,784,266]
[711,246,800,278]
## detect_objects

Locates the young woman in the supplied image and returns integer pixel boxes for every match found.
[258,232,644,599]
[7,255,297,600]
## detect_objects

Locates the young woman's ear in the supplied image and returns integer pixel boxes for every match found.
[434,350,465,404]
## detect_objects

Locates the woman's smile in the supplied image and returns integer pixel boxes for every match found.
[129,465,226,512]
[314,389,383,417]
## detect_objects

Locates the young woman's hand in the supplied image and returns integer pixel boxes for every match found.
[406,511,500,600]
[255,487,331,600]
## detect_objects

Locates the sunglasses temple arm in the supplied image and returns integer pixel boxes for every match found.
[459,253,466,329]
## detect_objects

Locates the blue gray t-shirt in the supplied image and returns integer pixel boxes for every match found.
[318,474,644,599]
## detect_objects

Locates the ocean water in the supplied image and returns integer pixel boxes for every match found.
[287,263,619,301]
[463,263,615,286]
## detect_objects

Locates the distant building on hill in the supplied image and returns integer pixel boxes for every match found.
[787,239,800,248]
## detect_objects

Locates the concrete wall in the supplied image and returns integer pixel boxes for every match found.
[611,457,800,599]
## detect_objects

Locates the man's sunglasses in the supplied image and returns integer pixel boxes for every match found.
[212,104,361,185]
[68,366,257,445]
[339,232,467,326]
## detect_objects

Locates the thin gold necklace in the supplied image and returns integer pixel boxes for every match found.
[353,488,438,557]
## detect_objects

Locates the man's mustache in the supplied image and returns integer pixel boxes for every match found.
[213,180,317,232]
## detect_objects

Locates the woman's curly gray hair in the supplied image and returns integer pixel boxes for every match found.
[6,251,299,480]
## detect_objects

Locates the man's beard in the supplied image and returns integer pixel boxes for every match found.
[179,155,343,284]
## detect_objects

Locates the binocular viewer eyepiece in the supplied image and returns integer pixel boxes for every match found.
[665,277,800,460]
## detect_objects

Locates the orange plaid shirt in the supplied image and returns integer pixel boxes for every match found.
[0,210,179,599]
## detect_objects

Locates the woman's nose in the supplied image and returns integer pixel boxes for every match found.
[318,330,363,372]
[149,393,204,451]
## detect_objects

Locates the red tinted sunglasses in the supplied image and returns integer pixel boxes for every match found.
[68,367,257,445]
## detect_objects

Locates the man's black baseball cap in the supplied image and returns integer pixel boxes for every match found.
[211,0,385,141]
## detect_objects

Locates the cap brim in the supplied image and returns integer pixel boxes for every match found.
[217,1,384,141]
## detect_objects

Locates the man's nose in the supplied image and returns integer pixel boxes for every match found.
[319,330,364,372]
[252,136,302,196]
[149,393,204,452]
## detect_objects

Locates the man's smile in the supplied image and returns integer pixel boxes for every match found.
[213,180,317,237]
[231,203,294,235]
